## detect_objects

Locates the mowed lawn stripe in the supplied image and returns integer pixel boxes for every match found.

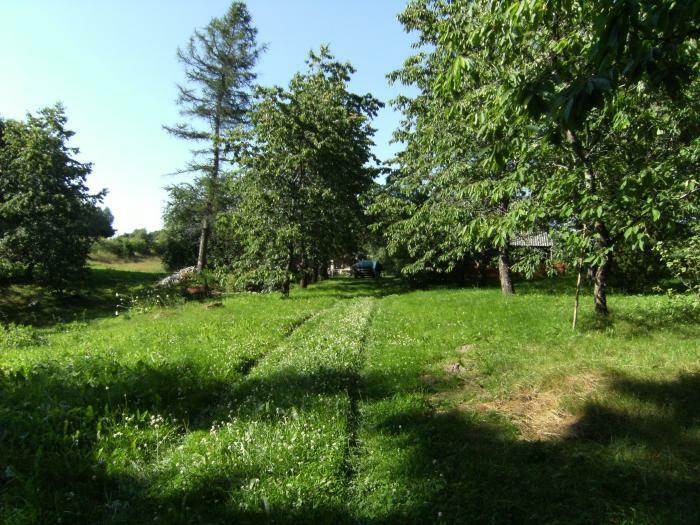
[109,297,377,524]
[0,292,336,524]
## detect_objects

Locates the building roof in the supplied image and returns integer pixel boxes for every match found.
[510,232,553,248]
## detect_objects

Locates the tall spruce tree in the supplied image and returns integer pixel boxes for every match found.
[165,2,261,271]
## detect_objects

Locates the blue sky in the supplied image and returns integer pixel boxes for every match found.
[0,1,417,234]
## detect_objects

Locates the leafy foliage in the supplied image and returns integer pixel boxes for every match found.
[656,223,700,296]
[370,2,546,293]
[377,0,700,312]
[93,228,163,260]
[0,105,113,286]
[225,47,382,294]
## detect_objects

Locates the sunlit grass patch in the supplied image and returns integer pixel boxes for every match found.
[88,253,165,273]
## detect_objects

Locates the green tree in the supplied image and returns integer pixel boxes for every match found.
[165,1,262,271]
[370,1,537,294]
[228,47,382,295]
[437,0,700,314]
[0,105,112,286]
[160,183,206,271]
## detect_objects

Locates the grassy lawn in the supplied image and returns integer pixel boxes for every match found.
[88,253,166,274]
[0,258,165,327]
[1,276,699,523]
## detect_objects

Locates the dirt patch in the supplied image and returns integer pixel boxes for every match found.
[420,373,437,386]
[444,362,465,375]
[469,373,603,441]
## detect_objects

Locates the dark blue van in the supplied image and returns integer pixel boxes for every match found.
[351,260,382,278]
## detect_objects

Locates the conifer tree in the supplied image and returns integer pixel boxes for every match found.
[165,2,261,271]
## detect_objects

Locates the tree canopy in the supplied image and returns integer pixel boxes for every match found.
[0,105,113,286]
[224,47,382,294]
[368,0,699,314]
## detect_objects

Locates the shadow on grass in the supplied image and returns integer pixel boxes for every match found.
[577,298,700,338]
[0,267,163,327]
[292,276,414,300]
[0,359,372,523]
[0,359,226,523]
[356,374,700,524]
[2,351,699,523]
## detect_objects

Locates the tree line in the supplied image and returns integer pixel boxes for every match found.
[2,0,697,316]
[162,3,380,295]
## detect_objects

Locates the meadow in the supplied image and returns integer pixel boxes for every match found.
[1,265,699,524]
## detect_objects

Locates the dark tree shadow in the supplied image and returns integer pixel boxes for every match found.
[2,358,699,524]
[0,267,164,327]
[292,276,414,300]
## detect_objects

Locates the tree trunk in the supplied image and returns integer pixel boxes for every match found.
[282,247,294,298]
[572,260,583,330]
[196,102,222,272]
[565,129,612,315]
[312,265,319,284]
[498,246,515,295]
[320,261,329,280]
[299,253,308,288]
[196,216,210,272]
[593,220,612,315]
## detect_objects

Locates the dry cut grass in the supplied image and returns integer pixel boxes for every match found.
[471,372,604,441]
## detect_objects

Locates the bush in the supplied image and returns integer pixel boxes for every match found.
[93,229,160,260]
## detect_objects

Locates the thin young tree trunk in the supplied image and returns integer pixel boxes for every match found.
[572,260,583,330]
[565,129,611,315]
[498,245,515,295]
[196,215,210,272]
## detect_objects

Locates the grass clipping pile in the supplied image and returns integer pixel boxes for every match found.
[473,373,603,441]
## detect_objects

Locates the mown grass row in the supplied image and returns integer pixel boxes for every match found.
[0,293,338,524]
[117,297,377,523]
